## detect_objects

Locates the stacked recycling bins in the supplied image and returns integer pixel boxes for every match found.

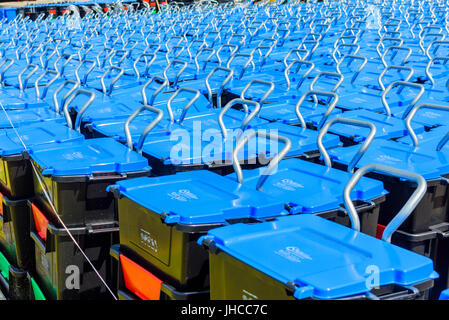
[0,0,448,300]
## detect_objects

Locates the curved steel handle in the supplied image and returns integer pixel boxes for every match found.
[425,56,449,87]
[382,81,425,117]
[163,59,187,87]
[376,37,404,59]
[332,43,360,64]
[75,59,97,86]
[141,76,169,106]
[124,104,164,153]
[232,130,291,190]
[378,65,414,91]
[318,117,376,173]
[215,44,238,65]
[53,53,74,76]
[166,87,201,124]
[309,71,344,92]
[226,53,254,79]
[194,47,215,72]
[133,53,156,79]
[404,103,449,148]
[205,66,234,108]
[96,47,114,69]
[381,45,412,67]
[284,59,314,89]
[295,90,339,130]
[34,69,60,100]
[283,48,310,68]
[100,65,124,95]
[426,40,449,61]
[18,63,39,92]
[63,89,96,132]
[218,98,260,139]
[0,57,14,84]
[344,164,426,242]
[336,54,367,82]
[240,79,275,105]
[52,80,80,114]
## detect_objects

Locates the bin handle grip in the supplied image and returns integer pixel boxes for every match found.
[133,53,156,79]
[336,54,367,83]
[425,56,449,87]
[282,48,310,69]
[75,59,97,86]
[405,103,449,147]
[166,87,201,125]
[141,76,169,106]
[318,117,376,173]
[284,59,314,90]
[332,43,360,64]
[205,66,234,108]
[163,59,187,87]
[219,98,260,140]
[18,63,39,92]
[309,71,344,92]
[240,79,275,107]
[100,65,124,96]
[125,104,164,153]
[381,81,425,118]
[295,90,339,130]
[0,57,14,85]
[381,45,412,67]
[378,65,414,91]
[52,80,80,114]
[63,89,96,131]
[344,163,427,242]
[232,130,291,190]
[226,53,254,80]
[34,69,60,100]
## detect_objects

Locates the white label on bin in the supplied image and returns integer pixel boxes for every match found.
[275,246,312,263]
[168,189,199,202]
[140,228,158,253]
[273,179,304,191]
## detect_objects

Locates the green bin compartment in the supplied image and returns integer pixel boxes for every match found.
[0,154,34,200]
[29,201,118,300]
[0,251,45,300]
[114,195,214,291]
[0,194,34,270]
[110,245,209,300]
[206,248,434,300]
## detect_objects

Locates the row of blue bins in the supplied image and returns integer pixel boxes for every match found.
[0,0,448,300]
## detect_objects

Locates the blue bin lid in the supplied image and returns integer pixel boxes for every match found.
[257,100,342,125]
[109,171,286,225]
[179,108,268,131]
[201,214,438,299]
[397,126,449,147]
[75,93,213,123]
[440,289,449,300]
[327,110,426,142]
[226,158,386,213]
[0,122,84,156]
[28,138,151,176]
[252,122,342,157]
[328,139,449,180]
[0,108,65,129]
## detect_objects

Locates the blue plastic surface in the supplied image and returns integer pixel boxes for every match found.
[28,138,151,176]
[327,110,426,141]
[201,214,438,299]
[0,108,65,129]
[328,139,449,180]
[109,171,287,225]
[439,289,449,300]
[0,122,84,156]
[225,158,386,214]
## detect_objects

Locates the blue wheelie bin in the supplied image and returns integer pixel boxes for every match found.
[199,164,438,300]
